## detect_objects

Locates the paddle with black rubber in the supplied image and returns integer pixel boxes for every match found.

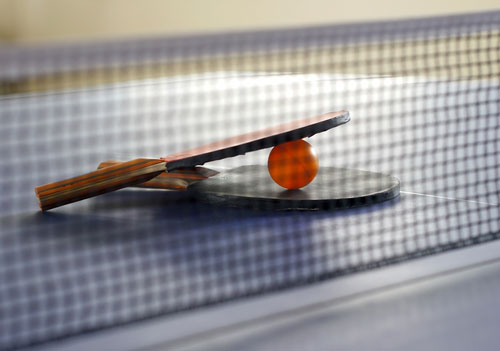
[35,111,350,210]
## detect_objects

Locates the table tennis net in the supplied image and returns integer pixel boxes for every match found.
[0,10,499,350]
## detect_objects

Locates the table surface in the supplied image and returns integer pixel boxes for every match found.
[1,72,499,350]
[32,238,500,351]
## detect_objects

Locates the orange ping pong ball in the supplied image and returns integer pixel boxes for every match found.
[267,139,319,189]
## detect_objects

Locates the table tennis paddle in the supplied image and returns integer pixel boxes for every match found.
[35,111,349,210]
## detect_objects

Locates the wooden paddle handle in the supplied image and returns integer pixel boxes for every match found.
[97,160,219,190]
[35,158,166,211]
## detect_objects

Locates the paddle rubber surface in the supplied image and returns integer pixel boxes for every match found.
[164,111,349,170]
[189,165,400,210]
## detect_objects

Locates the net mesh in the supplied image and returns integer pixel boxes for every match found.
[1,10,499,350]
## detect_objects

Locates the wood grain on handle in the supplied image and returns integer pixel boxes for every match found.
[97,160,219,190]
[35,158,166,211]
